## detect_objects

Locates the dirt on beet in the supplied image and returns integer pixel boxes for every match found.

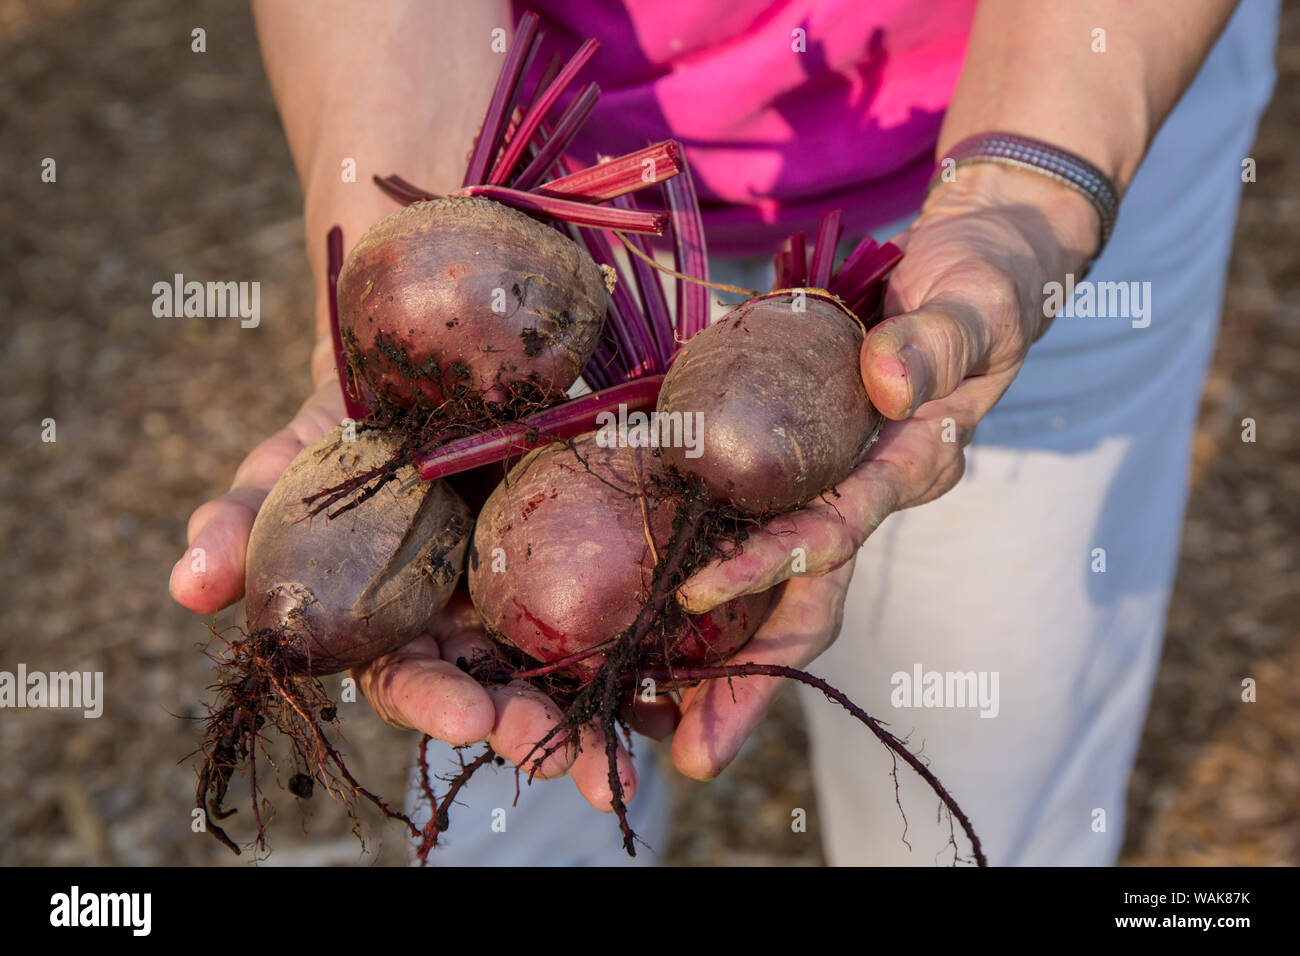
[0,0,1297,866]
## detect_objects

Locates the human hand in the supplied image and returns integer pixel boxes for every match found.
[169,342,640,812]
[664,164,1099,776]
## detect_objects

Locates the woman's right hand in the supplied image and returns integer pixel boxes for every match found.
[169,339,346,616]
[169,341,645,813]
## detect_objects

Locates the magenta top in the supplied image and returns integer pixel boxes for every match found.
[518,0,976,255]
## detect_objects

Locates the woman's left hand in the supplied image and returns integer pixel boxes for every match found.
[664,162,1098,778]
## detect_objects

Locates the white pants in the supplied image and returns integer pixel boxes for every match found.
[414,0,1278,865]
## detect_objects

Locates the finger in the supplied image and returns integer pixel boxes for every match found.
[678,370,1004,615]
[623,690,680,741]
[356,635,495,746]
[570,724,638,812]
[861,296,998,418]
[677,453,901,614]
[672,570,850,780]
[169,487,263,614]
[427,589,494,652]
[421,591,577,778]
[487,680,575,780]
[169,384,344,614]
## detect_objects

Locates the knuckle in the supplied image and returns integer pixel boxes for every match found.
[983,273,1028,352]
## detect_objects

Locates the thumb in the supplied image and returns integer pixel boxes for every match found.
[860,301,990,419]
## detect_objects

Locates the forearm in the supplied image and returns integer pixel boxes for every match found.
[929,0,1238,281]
[251,0,509,360]
[942,0,1239,189]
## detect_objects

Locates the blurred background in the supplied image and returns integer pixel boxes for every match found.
[0,0,1296,866]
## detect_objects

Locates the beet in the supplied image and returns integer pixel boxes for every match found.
[196,426,472,855]
[337,196,608,412]
[656,293,883,513]
[467,433,772,677]
[244,426,472,674]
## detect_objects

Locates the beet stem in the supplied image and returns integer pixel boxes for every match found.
[372,173,438,205]
[613,193,675,369]
[809,210,843,289]
[663,155,711,341]
[574,226,661,376]
[502,52,561,147]
[511,83,601,192]
[521,52,563,117]
[457,184,668,233]
[831,241,903,315]
[414,376,664,481]
[788,231,807,288]
[773,246,792,289]
[462,12,541,187]
[535,141,682,202]
[325,226,368,421]
[488,38,600,186]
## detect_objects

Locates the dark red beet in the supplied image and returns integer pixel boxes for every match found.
[244,426,472,674]
[657,292,882,513]
[467,433,772,677]
[337,196,609,411]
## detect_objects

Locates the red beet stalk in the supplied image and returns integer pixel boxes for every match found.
[535,141,682,202]
[456,184,668,233]
[787,231,807,288]
[573,225,662,377]
[326,226,368,421]
[372,174,438,205]
[488,38,600,186]
[663,155,710,341]
[511,83,601,192]
[462,13,541,187]
[415,376,665,481]
[808,209,843,289]
[612,193,675,368]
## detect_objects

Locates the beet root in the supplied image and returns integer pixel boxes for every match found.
[467,433,772,678]
[656,293,883,514]
[198,426,471,855]
[338,196,608,413]
[245,427,471,674]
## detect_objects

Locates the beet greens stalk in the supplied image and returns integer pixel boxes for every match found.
[326,226,368,421]
[613,193,676,368]
[415,376,664,481]
[456,185,668,234]
[808,208,843,289]
[487,38,600,186]
[664,158,710,340]
[461,12,541,188]
[511,83,601,192]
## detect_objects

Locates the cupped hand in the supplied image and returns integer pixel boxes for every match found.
[170,342,638,814]
[354,590,640,811]
[664,164,1099,778]
[169,340,347,615]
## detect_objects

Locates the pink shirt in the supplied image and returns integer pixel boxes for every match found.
[519,0,977,255]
